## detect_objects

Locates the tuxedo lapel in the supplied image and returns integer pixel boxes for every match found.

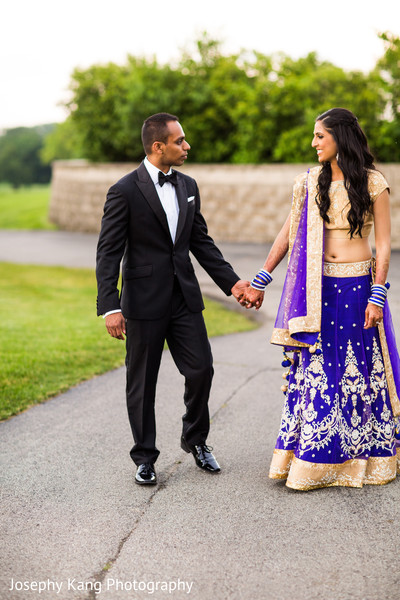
[174,172,188,244]
[135,162,170,238]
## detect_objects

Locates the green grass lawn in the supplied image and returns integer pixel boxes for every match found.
[0,263,257,420]
[0,184,55,229]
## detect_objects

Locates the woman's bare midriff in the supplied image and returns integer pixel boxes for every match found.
[324,236,372,263]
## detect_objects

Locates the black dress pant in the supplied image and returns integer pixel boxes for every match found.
[125,279,214,465]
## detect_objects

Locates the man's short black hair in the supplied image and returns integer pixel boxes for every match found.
[141,112,179,155]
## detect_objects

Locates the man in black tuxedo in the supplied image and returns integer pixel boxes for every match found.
[96,113,249,485]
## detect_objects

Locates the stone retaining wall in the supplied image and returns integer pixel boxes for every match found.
[49,160,400,246]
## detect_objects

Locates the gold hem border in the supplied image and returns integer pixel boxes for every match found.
[378,321,400,417]
[371,258,400,417]
[270,327,313,348]
[269,449,399,491]
[303,169,323,335]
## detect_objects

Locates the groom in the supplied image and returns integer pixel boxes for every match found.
[96,112,249,485]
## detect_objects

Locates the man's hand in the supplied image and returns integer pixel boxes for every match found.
[231,280,250,305]
[105,312,126,340]
[231,280,263,310]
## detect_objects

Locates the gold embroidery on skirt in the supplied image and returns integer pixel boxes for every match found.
[275,338,394,460]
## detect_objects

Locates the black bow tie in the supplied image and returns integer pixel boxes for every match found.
[158,171,178,187]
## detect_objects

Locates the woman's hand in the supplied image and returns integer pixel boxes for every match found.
[364,302,383,329]
[241,286,264,310]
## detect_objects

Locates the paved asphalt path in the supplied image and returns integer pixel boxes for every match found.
[1,230,400,600]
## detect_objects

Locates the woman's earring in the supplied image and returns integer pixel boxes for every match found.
[336,152,339,161]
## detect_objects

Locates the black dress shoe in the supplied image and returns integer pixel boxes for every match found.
[135,463,157,485]
[181,436,221,473]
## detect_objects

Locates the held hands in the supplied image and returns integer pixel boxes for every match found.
[238,267,272,310]
[240,285,264,310]
[242,286,264,310]
[105,312,126,340]
[364,303,383,329]
[231,280,251,305]
[231,280,264,311]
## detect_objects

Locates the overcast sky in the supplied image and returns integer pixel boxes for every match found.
[1,0,399,130]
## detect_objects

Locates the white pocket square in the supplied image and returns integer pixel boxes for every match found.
[187,196,195,202]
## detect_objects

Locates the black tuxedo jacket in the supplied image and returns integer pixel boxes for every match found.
[96,162,240,319]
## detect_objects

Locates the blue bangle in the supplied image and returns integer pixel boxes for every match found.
[368,283,388,308]
[250,269,273,291]
[368,297,385,308]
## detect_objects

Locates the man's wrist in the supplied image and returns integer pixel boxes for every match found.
[103,309,122,319]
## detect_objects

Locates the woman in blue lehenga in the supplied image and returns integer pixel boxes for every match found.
[243,107,400,490]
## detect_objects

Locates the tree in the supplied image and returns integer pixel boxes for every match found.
[45,33,396,164]
[41,118,84,163]
[0,126,52,187]
[265,53,385,162]
[114,57,185,161]
[374,32,400,161]
[174,37,261,163]
[66,62,129,162]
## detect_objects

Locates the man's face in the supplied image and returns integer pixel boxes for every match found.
[160,121,191,168]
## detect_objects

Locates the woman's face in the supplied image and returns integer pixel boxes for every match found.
[311,120,338,163]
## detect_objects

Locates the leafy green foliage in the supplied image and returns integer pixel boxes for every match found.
[40,118,84,163]
[375,32,400,161]
[0,126,53,186]
[43,32,400,164]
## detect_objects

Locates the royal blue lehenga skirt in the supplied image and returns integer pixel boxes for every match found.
[269,261,400,490]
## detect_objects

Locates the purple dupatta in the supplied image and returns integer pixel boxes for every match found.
[271,168,324,349]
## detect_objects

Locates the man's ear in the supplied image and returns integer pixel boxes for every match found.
[152,141,164,155]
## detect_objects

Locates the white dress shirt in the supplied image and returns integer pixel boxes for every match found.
[144,157,180,243]
[103,158,180,318]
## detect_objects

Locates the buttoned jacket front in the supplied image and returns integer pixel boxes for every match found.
[96,161,239,320]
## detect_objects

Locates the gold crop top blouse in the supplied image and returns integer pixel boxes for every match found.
[324,170,390,239]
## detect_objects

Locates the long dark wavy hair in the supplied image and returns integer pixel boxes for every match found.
[315,107,376,238]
